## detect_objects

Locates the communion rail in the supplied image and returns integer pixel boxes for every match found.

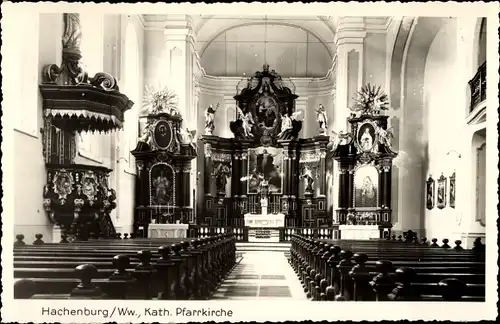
[188,226,341,242]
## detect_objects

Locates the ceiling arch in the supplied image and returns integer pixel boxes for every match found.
[197,18,335,77]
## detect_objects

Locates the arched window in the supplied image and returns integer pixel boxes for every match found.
[477,18,486,67]
[78,13,104,162]
[121,21,141,173]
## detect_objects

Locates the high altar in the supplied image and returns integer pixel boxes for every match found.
[200,65,331,241]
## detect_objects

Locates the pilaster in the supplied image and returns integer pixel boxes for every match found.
[163,15,196,129]
[334,17,366,131]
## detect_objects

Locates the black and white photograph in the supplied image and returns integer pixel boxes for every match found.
[1,2,497,323]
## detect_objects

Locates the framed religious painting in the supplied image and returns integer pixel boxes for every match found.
[449,171,456,209]
[437,173,447,209]
[356,121,377,153]
[425,175,435,210]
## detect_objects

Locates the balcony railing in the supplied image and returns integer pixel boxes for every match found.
[469,62,486,112]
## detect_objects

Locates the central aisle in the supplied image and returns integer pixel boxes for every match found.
[212,252,307,300]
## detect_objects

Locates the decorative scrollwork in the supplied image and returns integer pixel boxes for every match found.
[42,64,61,84]
[88,72,119,92]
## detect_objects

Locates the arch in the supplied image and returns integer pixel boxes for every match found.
[471,129,486,227]
[472,17,487,72]
[389,17,416,111]
[200,22,334,59]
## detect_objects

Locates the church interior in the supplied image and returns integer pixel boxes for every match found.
[4,9,496,306]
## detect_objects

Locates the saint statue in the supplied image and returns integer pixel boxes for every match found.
[204,102,219,135]
[360,128,374,151]
[153,171,171,205]
[237,107,255,138]
[213,163,231,194]
[316,104,328,135]
[300,166,315,193]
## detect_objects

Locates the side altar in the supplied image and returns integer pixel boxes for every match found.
[131,86,197,237]
[329,84,398,239]
[200,64,332,233]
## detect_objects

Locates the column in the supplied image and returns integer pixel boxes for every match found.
[334,17,366,131]
[204,143,213,196]
[181,163,191,208]
[232,152,241,198]
[240,151,248,196]
[164,15,195,124]
[318,146,328,197]
[378,167,384,208]
[346,167,355,208]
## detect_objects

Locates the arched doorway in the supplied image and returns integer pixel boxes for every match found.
[471,129,486,227]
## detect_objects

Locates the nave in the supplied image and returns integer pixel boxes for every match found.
[13,232,485,302]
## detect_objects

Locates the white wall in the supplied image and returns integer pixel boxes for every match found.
[13,13,62,242]
[422,19,461,241]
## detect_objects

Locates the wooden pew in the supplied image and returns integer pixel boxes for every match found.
[13,234,237,300]
[289,234,485,302]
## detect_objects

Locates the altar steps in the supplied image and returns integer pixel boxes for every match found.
[235,242,291,255]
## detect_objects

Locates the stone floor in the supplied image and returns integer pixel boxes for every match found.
[212,252,306,300]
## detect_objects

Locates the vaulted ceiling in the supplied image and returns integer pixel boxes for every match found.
[193,15,336,77]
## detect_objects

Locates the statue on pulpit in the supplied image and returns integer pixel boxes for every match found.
[204,102,219,135]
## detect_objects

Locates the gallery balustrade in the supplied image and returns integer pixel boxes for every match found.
[468,61,486,113]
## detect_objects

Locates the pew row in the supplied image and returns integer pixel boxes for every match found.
[14,234,237,300]
[289,234,486,302]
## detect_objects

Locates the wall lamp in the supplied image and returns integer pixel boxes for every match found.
[446,150,462,159]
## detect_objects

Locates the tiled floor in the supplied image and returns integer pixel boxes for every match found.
[212,252,307,300]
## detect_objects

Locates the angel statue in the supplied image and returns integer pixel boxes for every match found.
[178,127,197,151]
[330,129,352,152]
[375,125,395,149]
[134,121,154,151]
[237,107,255,138]
[316,104,328,135]
[278,113,292,138]
[277,110,304,140]
[204,102,220,135]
